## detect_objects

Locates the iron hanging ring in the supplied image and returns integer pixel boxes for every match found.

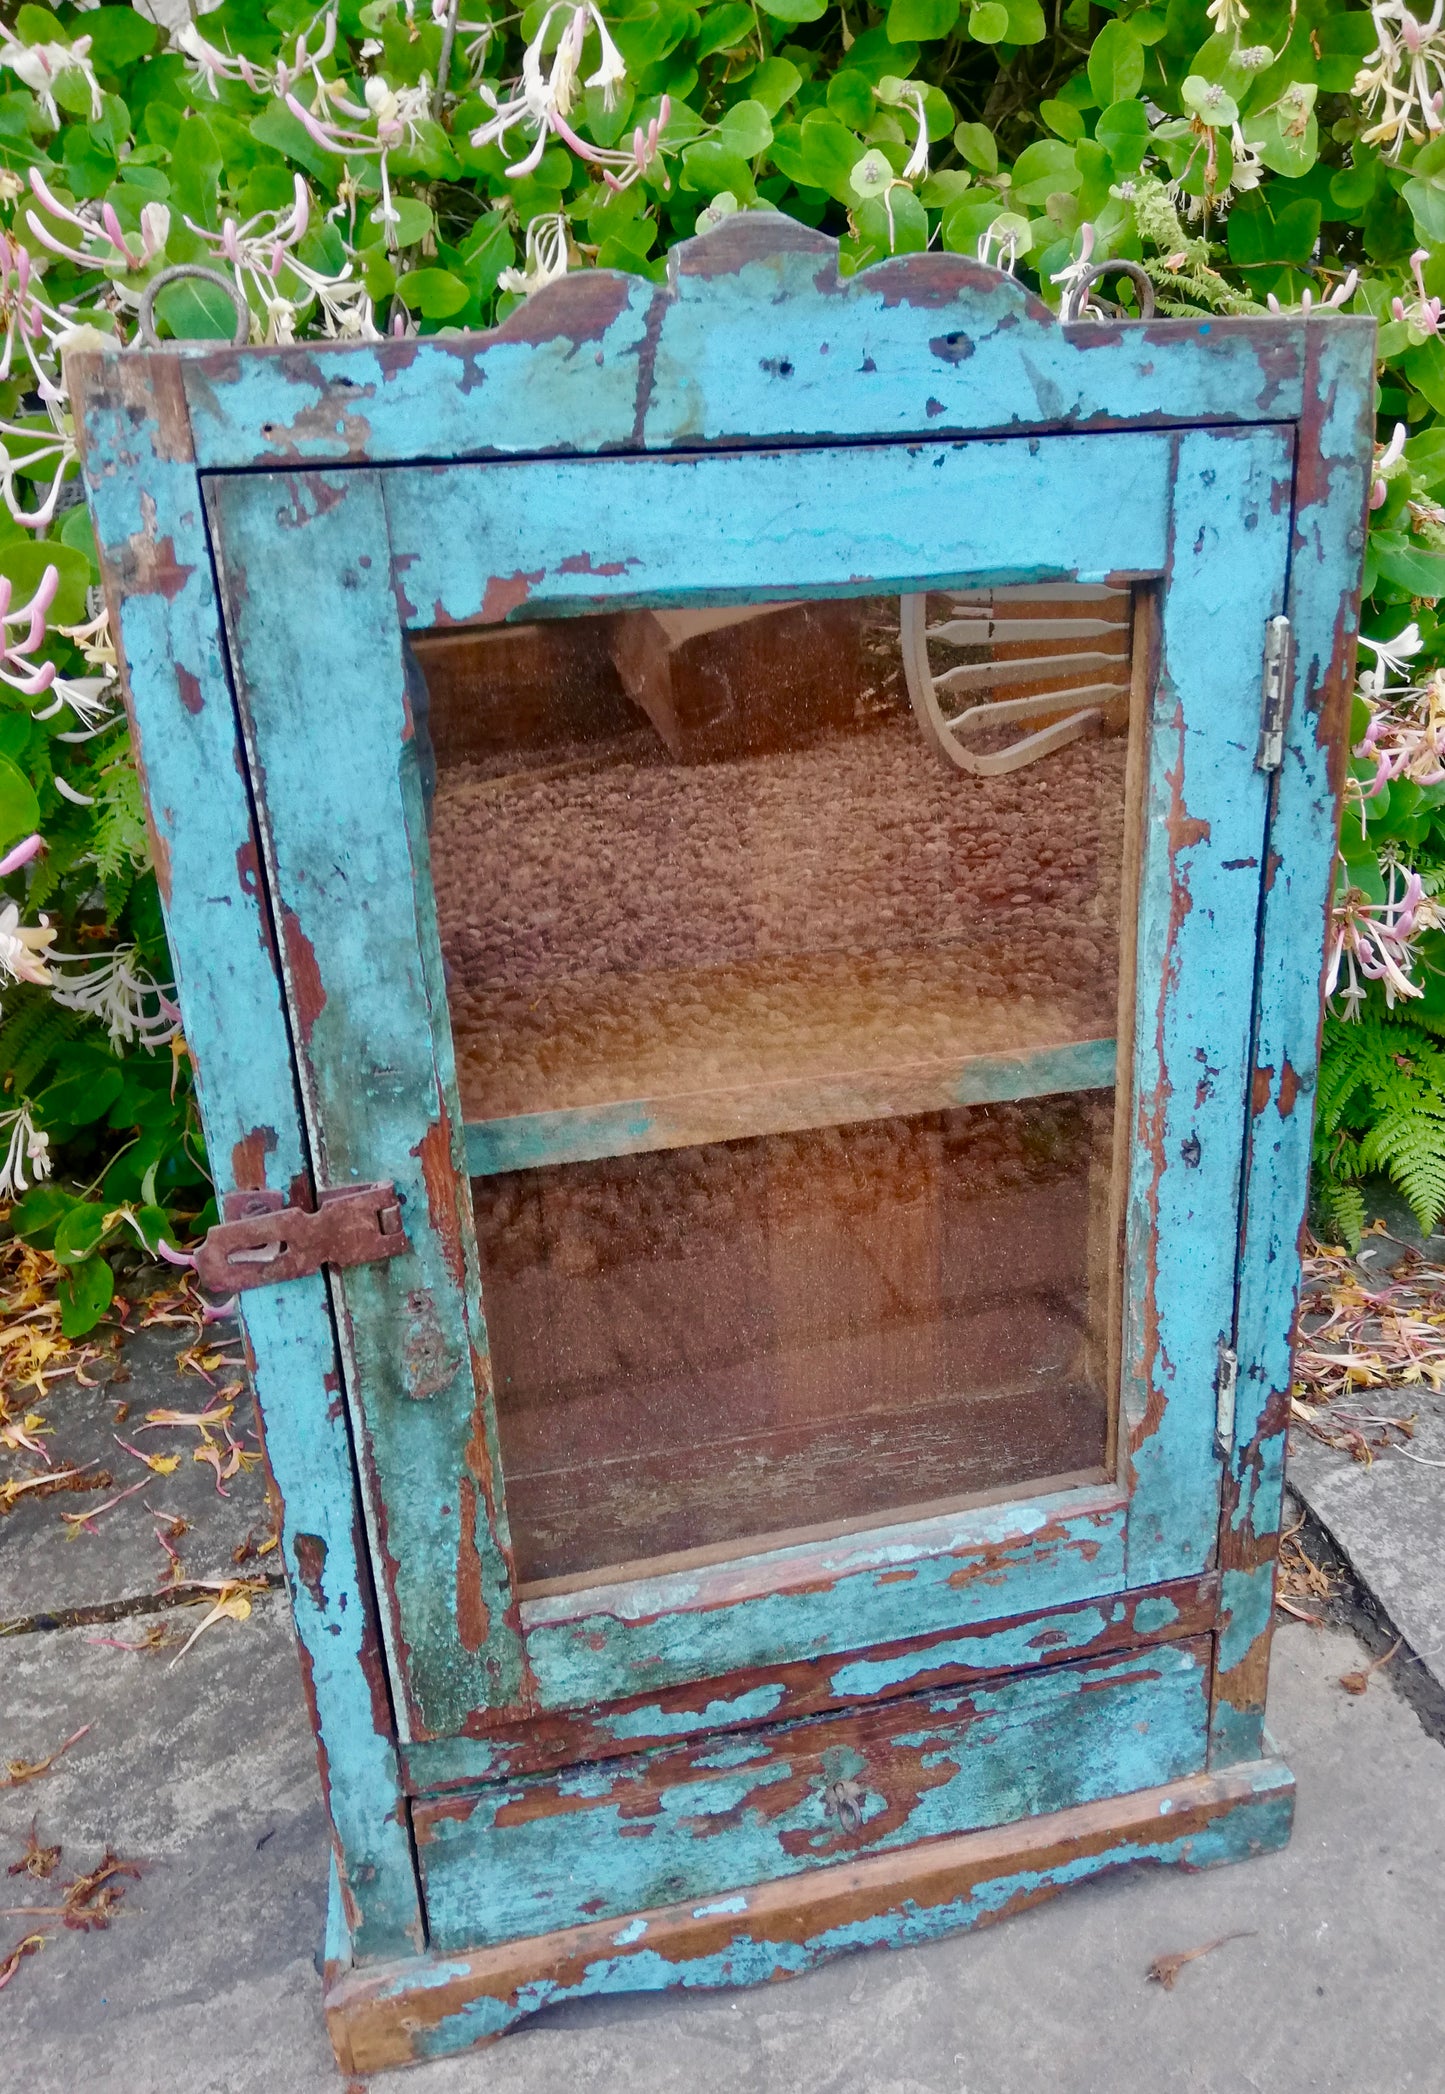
[136,265,250,350]
[1061,260,1156,325]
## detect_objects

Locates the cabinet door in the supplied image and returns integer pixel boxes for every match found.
[207,423,1292,1742]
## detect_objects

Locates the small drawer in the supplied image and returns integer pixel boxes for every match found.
[415,1635,1210,1952]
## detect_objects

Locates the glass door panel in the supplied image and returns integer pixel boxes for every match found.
[410,585,1142,1591]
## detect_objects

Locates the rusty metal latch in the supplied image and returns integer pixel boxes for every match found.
[195,1184,407,1295]
[1256,616,1292,772]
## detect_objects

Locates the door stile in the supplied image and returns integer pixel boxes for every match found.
[73,359,423,1959]
[1121,424,1298,1588]
[1210,322,1375,1766]
[203,466,529,1743]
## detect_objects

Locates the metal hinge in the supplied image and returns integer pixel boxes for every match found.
[195,1183,407,1295]
[1216,1342,1239,1453]
[1256,615,1292,772]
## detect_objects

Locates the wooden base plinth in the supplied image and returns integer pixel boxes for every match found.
[325,1756,1294,2075]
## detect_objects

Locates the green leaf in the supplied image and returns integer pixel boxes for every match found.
[1040,99,1085,142]
[1011,139,1081,206]
[692,2,754,57]
[1226,191,1321,268]
[249,100,342,188]
[854,184,929,257]
[718,98,773,157]
[771,114,864,204]
[0,755,40,854]
[153,274,242,343]
[827,69,876,128]
[57,1255,114,1338]
[1403,173,1445,244]
[53,1200,110,1266]
[888,0,961,37]
[1374,538,1445,600]
[968,3,1010,41]
[167,113,223,230]
[749,58,804,114]
[395,268,470,320]
[35,1064,124,1131]
[1181,73,1239,127]
[134,1204,173,1255]
[0,541,91,626]
[14,5,70,44]
[1001,0,1047,42]
[84,7,159,70]
[1089,21,1144,107]
[8,1184,76,1249]
[1242,86,1318,178]
[681,138,757,198]
[953,119,998,173]
[755,0,827,20]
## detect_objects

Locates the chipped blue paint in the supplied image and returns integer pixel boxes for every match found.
[204,468,525,1740]
[520,1490,1127,1710]
[600,1686,788,1743]
[73,360,421,1962]
[397,1758,1295,2061]
[74,233,1369,2063]
[1212,321,1375,1768]
[1123,426,1295,1586]
[176,219,1327,473]
[416,1644,1208,1950]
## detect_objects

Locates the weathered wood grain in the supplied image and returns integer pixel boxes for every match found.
[415,1637,1212,1950]
[403,1574,1217,1790]
[1212,321,1375,1766]
[72,357,422,1958]
[329,1754,1296,2068]
[1123,426,1295,1585]
[177,214,1340,472]
[203,468,529,1743]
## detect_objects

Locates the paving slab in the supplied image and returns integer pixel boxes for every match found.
[0,1319,274,1630]
[1287,1390,1445,1702]
[2,1607,1441,2094]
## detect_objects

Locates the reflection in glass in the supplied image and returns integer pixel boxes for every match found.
[412,588,1139,1589]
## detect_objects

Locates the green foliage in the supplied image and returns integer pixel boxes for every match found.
[1315,1011,1445,1243]
[0,0,1443,1288]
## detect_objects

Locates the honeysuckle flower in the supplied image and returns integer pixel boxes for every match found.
[0,33,103,127]
[0,230,80,403]
[27,171,170,276]
[1360,613,1421,680]
[1354,668,1445,799]
[1355,0,1445,153]
[182,178,377,343]
[1051,223,1098,314]
[1328,861,1438,1015]
[49,945,181,1050]
[0,834,44,880]
[176,10,337,103]
[471,4,660,186]
[0,564,59,696]
[1206,0,1251,35]
[979,214,1032,273]
[875,78,931,184]
[0,902,55,989]
[1391,248,1443,338]
[1265,269,1359,316]
[498,211,571,298]
[1368,424,1409,510]
[0,1106,50,1200]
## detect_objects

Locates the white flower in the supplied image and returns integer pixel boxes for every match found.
[1355,0,1445,155]
[0,901,55,989]
[1359,617,1423,684]
[1205,0,1250,31]
[0,1106,50,1200]
[48,945,180,1051]
[498,212,571,298]
[0,33,103,127]
[584,9,628,110]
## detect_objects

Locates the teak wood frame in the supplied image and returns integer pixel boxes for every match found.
[72,216,1373,2072]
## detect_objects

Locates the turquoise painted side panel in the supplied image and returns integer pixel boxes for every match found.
[73,360,421,1958]
[520,1491,1126,1711]
[382,430,1173,629]
[1123,426,1295,1585]
[1213,322,1375,1764]
[417,1640,1210,1950]
[177,219,1327,471]
[203,469,526,1741]
[465,1036,1119,1174]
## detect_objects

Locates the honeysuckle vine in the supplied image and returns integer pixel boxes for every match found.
[1,0,1445,1280]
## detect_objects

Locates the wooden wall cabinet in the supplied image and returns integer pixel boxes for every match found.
[73,218,1373,2075]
